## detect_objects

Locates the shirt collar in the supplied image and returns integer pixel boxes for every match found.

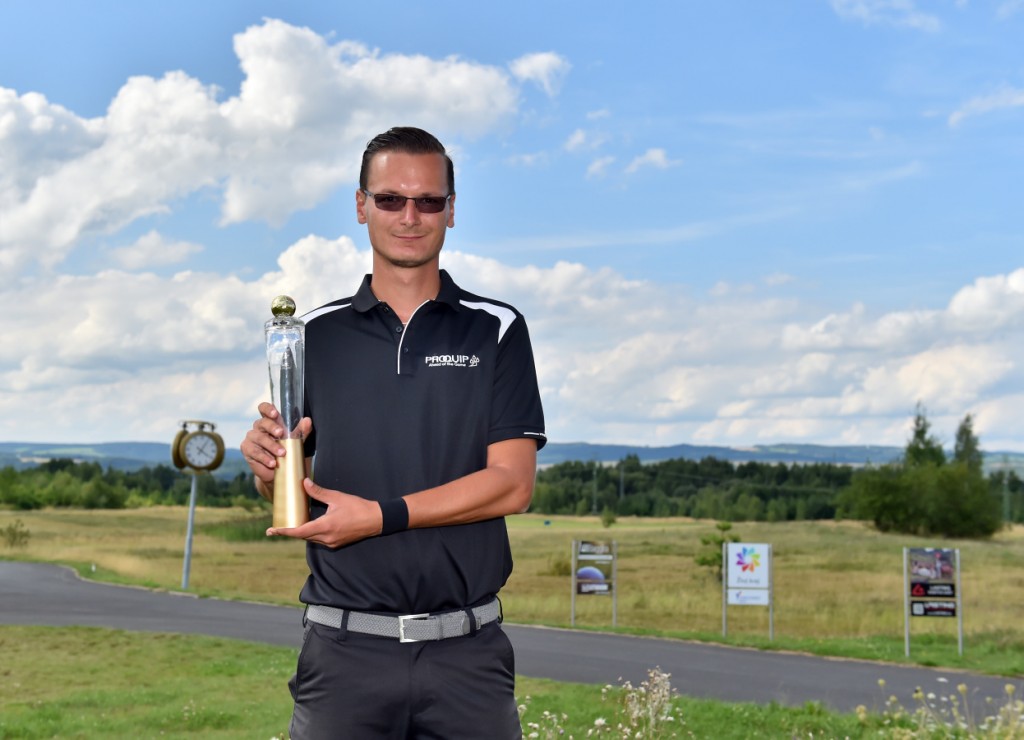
[352,269,462,313]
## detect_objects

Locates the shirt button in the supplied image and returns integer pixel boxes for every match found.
[395,326,403,333]
[403,348,409,353]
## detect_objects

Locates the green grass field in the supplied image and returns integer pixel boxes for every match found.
[3,508,1024,737]
[0,626,906,738]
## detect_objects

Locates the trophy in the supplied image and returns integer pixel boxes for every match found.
[265,295,309,528]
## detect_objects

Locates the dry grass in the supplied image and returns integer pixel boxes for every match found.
[4,508,1023,642]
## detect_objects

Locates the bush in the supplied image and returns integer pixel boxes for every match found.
[840,462,1001,539]
[3,518,30,548]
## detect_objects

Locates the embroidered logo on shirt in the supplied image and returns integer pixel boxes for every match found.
[424,354,480,368]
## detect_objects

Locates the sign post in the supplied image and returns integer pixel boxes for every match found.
[571,540,617,627]
[904,547,962,657]
[723,542,773,640]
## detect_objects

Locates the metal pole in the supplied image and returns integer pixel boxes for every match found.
[612,541,618,628]
[722,541,728,638]
[903,547,910,658]
[182,472,199,589]
[570,540,577,627]
[768,544,774,641]
[956,549,963,657]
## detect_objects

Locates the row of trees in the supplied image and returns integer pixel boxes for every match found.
[533,405,1021,538]
[1,406,1021,539]
[533,456,853,521]
[0,459,259,511]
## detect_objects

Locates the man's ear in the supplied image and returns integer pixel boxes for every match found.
[356,189,368,224]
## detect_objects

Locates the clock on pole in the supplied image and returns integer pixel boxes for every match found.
[172,420,225,589]
[172,420,225,472]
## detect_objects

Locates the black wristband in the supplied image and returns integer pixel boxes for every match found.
[379,498,409,536]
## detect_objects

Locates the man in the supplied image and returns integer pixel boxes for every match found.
[242,126,546,739]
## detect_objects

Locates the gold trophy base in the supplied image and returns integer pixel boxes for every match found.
[273,437,309,528]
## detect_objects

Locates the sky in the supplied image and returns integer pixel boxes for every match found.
[1,0,1023,453]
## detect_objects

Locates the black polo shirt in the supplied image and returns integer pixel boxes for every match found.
[298,270,546,614]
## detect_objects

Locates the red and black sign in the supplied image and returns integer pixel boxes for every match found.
[910,581,955,598]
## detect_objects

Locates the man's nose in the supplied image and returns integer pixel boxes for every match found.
[399,198,421,223]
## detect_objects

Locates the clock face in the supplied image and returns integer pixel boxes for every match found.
[182,431,222,470]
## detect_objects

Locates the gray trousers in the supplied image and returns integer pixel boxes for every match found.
[288,618,522,739]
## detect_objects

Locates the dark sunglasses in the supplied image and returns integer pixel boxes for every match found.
[362,190,452,214]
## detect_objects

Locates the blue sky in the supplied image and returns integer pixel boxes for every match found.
[2,1,1023,451]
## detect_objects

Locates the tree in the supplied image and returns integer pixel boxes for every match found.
[904,402,946,467]
[954,413,983,474]
[841,405,1002,538]
[694,521,740,582]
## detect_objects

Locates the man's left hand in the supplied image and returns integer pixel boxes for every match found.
[266,479,384,548]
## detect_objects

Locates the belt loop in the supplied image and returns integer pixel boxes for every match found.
[463,607,478,636]
[335,609,350,643]
[496,596,504,624]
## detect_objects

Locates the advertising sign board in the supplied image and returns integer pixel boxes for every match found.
[903,547,963,657]
[571,540,617,627]
[722,542,774,640]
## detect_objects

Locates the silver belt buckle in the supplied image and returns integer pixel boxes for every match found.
[398,613,430,643]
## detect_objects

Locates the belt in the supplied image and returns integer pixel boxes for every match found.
[305,598,501,643]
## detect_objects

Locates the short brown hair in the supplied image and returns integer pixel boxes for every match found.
[359,127,455,195]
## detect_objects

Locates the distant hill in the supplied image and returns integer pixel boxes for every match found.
[0,441,248,479]
[3,440,1022,476]
[537,442,905,466]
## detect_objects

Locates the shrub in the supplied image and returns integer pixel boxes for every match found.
[3,518,30,548]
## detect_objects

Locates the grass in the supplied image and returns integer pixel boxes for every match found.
[4,508,1024,737]
[0,625,895,739]
[3,508,1024,676]
[0,626,296,738]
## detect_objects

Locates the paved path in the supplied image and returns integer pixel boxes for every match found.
[2,561,1019,715]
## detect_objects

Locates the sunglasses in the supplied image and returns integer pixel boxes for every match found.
[363,190,452,214]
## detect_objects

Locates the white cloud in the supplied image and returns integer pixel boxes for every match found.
[624,148,681,174]
[948,85,1024,127]
[0,19,530,275]
[565,129,587,151]
[829,0,942,32]
[2,231,1023,450]
[586,156,616,179]
[505,152,549,167]
[107,230,203,270]
[564,128,608,152]
[509,52,571,97]
[764,272,795,287]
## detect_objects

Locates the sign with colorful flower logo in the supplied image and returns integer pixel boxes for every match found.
[726,542,771,590]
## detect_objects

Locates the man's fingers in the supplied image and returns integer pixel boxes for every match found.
[267,518,332,546]
[303,478,339,503]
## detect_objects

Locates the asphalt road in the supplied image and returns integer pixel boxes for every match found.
[2,561,1019,715]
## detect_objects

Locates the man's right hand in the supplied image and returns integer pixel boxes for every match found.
[241,402,312,497]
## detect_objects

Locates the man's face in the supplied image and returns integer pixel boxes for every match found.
[356,151,455,270]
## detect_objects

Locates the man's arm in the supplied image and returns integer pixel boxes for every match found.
[266,437,537,548]
[405,437,536,525]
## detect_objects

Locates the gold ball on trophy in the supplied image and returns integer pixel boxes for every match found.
[271,295,296,318]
